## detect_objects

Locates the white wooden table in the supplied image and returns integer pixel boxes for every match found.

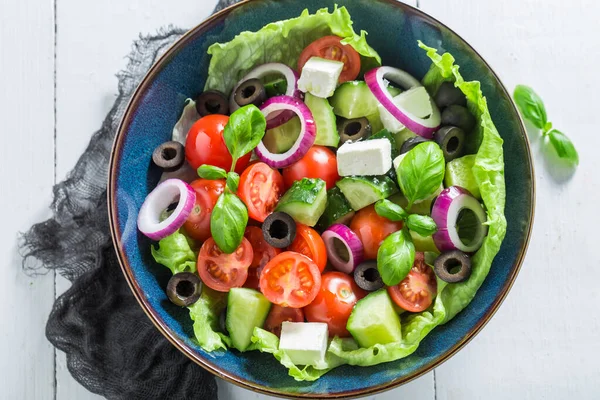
[2,0,599,398]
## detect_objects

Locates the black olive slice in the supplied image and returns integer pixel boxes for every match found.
[262,212,297,248]
[433,250,472,283]
[152,141,185,171]
[399,135,429,154]
[338,117,372,144]
[196,90,229,116]
[434,126,466,162]
[441,105,476,132]
[234,78,267,108]
[353,260,384,292]
[434,81,467,108]
[166,272,202,307]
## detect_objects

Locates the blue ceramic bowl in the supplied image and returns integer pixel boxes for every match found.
[108,0,534,397]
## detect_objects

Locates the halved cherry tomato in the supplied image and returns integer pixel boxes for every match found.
[264,305,305,337]
[388,252,437,312]
[282,146,339,190]
[197,238,253,292]
[185,114,251,173]
[298,36,361,83]
[304,272,366,337]
[350,205,403,259]
[288,224,327,272]
[182,179,226,242]
[259,251,322,308]
[239,162,285,222]
[242,226,281,291]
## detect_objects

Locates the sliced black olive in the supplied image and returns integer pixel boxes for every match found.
[434,81,467,108]
[219,308,228,334]
[399,135,429,154]
[353,260,384,292]
[441,105,476,132]
[234,78,267,108]
[166,272,202,307]
[152,141,185,171]
[195,90,229,116]
[338,117,372,144]
[433,250,472,283]
[434,126,466,162]
[262,212,297,248]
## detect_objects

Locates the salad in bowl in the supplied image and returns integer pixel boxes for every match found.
[134,5,506,382]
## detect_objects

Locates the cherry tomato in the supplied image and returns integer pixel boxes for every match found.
[259,251,322,308]
[239,162,285,222]
[298,36,361,83]
[264,305,305,337]
[304,272,366,337]
[182,179,226,242]
[282,146,340,190]
[288,224,327,272]
[185,114,251,173]
[350,205,403,259]
[388,252,437,312]
[242,226,281,291]
[243,267,260,291]
[197,238,253,292]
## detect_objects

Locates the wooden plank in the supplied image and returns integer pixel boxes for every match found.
[419,0,600,399]
[0,0,56,398]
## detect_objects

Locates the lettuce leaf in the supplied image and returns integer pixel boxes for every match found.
[204,6,381,95]
[188,287,231,352]
[150,231,197,275]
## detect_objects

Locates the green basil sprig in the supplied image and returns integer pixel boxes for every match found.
[197,165,227,180]
[374,199,408,221]
[210,193,249,253]
[513,85,578,165]
[223,104,267,171]
[406,214,437,237]
[396,142,445,207]
[226,172,240,193]
[377,228,415,286]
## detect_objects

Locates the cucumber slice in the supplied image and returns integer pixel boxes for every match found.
[410,230,440,253]
[387,184,443,215]
[226,288,271,351]
[317,187,355,230]
[445,155,481,199]
[305,93,339,147]
[264,78,288,97]
[262,117,301,154]
[366,112,384,135]
[275,178,327,226]
[347,289,402,348]
[330,81,401,119]
[393,128,418,152]
[336,176,398,211]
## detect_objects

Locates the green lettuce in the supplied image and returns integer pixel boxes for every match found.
[188,287,231,351]
[151,231,197,275]
[204,6,381,95]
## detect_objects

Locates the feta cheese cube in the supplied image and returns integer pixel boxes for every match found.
[279,322,328,367]
[297,57,344,98]
[337,139,392,176]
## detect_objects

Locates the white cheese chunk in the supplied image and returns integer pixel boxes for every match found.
[337,139,392,176]
[279,322,328,367]
[297,57,344,98]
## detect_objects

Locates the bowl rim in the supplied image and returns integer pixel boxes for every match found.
[107,0,535,398]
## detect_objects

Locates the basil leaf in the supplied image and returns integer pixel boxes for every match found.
[547,129,579,165]
[406,214,437,236]
[374,199,408,221]
[210,193,248,253]
[396,142,445,206]
[377,228,415,286]
[513,85,548,130]
[223,104,266,168]
[197,164,227,180]
[226,172,240,193]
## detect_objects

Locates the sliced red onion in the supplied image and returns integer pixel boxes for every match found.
[255,96,316,168]
[321,224,364,274]
[137,179,196,241]
[431,186,488,253]
[365,66,441,139]
[229,63,301,129]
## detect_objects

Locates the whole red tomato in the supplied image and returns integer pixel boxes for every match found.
[282,146,340,190]
[350,205,404,259]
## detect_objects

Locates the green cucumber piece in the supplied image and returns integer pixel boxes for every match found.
[262,117,301,154]
[305,93,339,147]
[330,81,401,119]
[445,155,481,199]
[366,112,384,135]
[336,176,398,211]
[226,288,271,351]
[347,289,402,348]
[317,187,355,230]
[263,78,288,97]
[275,178,327,226]
[410,230,439,253]
[393,128,418,152]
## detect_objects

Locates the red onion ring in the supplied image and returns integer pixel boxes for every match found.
[137,179,196,241]
[321,224,364,274]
